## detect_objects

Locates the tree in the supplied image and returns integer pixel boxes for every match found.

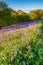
[29,12,37,20]
[16,10,30,23]
[0,1,14,27]
[29,9,43,20]
[0,1,7,9]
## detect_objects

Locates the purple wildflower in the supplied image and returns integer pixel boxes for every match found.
[8,58,10,63]
[14,46,19,51]
[2,34,6,38]
[28,46,30,49]
[0,40,2,44]
[19,33,26,38]
[22,34,26,38]
[19,56,23,60]
[11,54,14,60]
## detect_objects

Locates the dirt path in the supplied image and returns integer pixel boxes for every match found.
[0,23,39,37]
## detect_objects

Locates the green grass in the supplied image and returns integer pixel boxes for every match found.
[0,22,43,65]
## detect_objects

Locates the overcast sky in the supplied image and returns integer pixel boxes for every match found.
[0,0,43,12]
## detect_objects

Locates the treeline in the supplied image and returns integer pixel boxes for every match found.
[0,1,43,27]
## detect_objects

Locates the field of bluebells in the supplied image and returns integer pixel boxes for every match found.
[0,21,43,65]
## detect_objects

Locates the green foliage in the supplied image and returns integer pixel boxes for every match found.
[17,13,30,23]
[0,8,14,27]
[0,23,43,65]
[29,10,43,20]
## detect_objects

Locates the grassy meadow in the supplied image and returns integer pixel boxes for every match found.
[0,21,43,65]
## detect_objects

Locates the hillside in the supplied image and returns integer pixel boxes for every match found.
[0,1,43,28]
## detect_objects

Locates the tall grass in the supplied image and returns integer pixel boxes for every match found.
[0,22,43,65]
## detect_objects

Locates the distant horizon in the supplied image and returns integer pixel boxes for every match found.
[0,0,43,13]
[13,9,43,13]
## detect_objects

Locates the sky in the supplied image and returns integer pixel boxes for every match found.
[0,0,43,12]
